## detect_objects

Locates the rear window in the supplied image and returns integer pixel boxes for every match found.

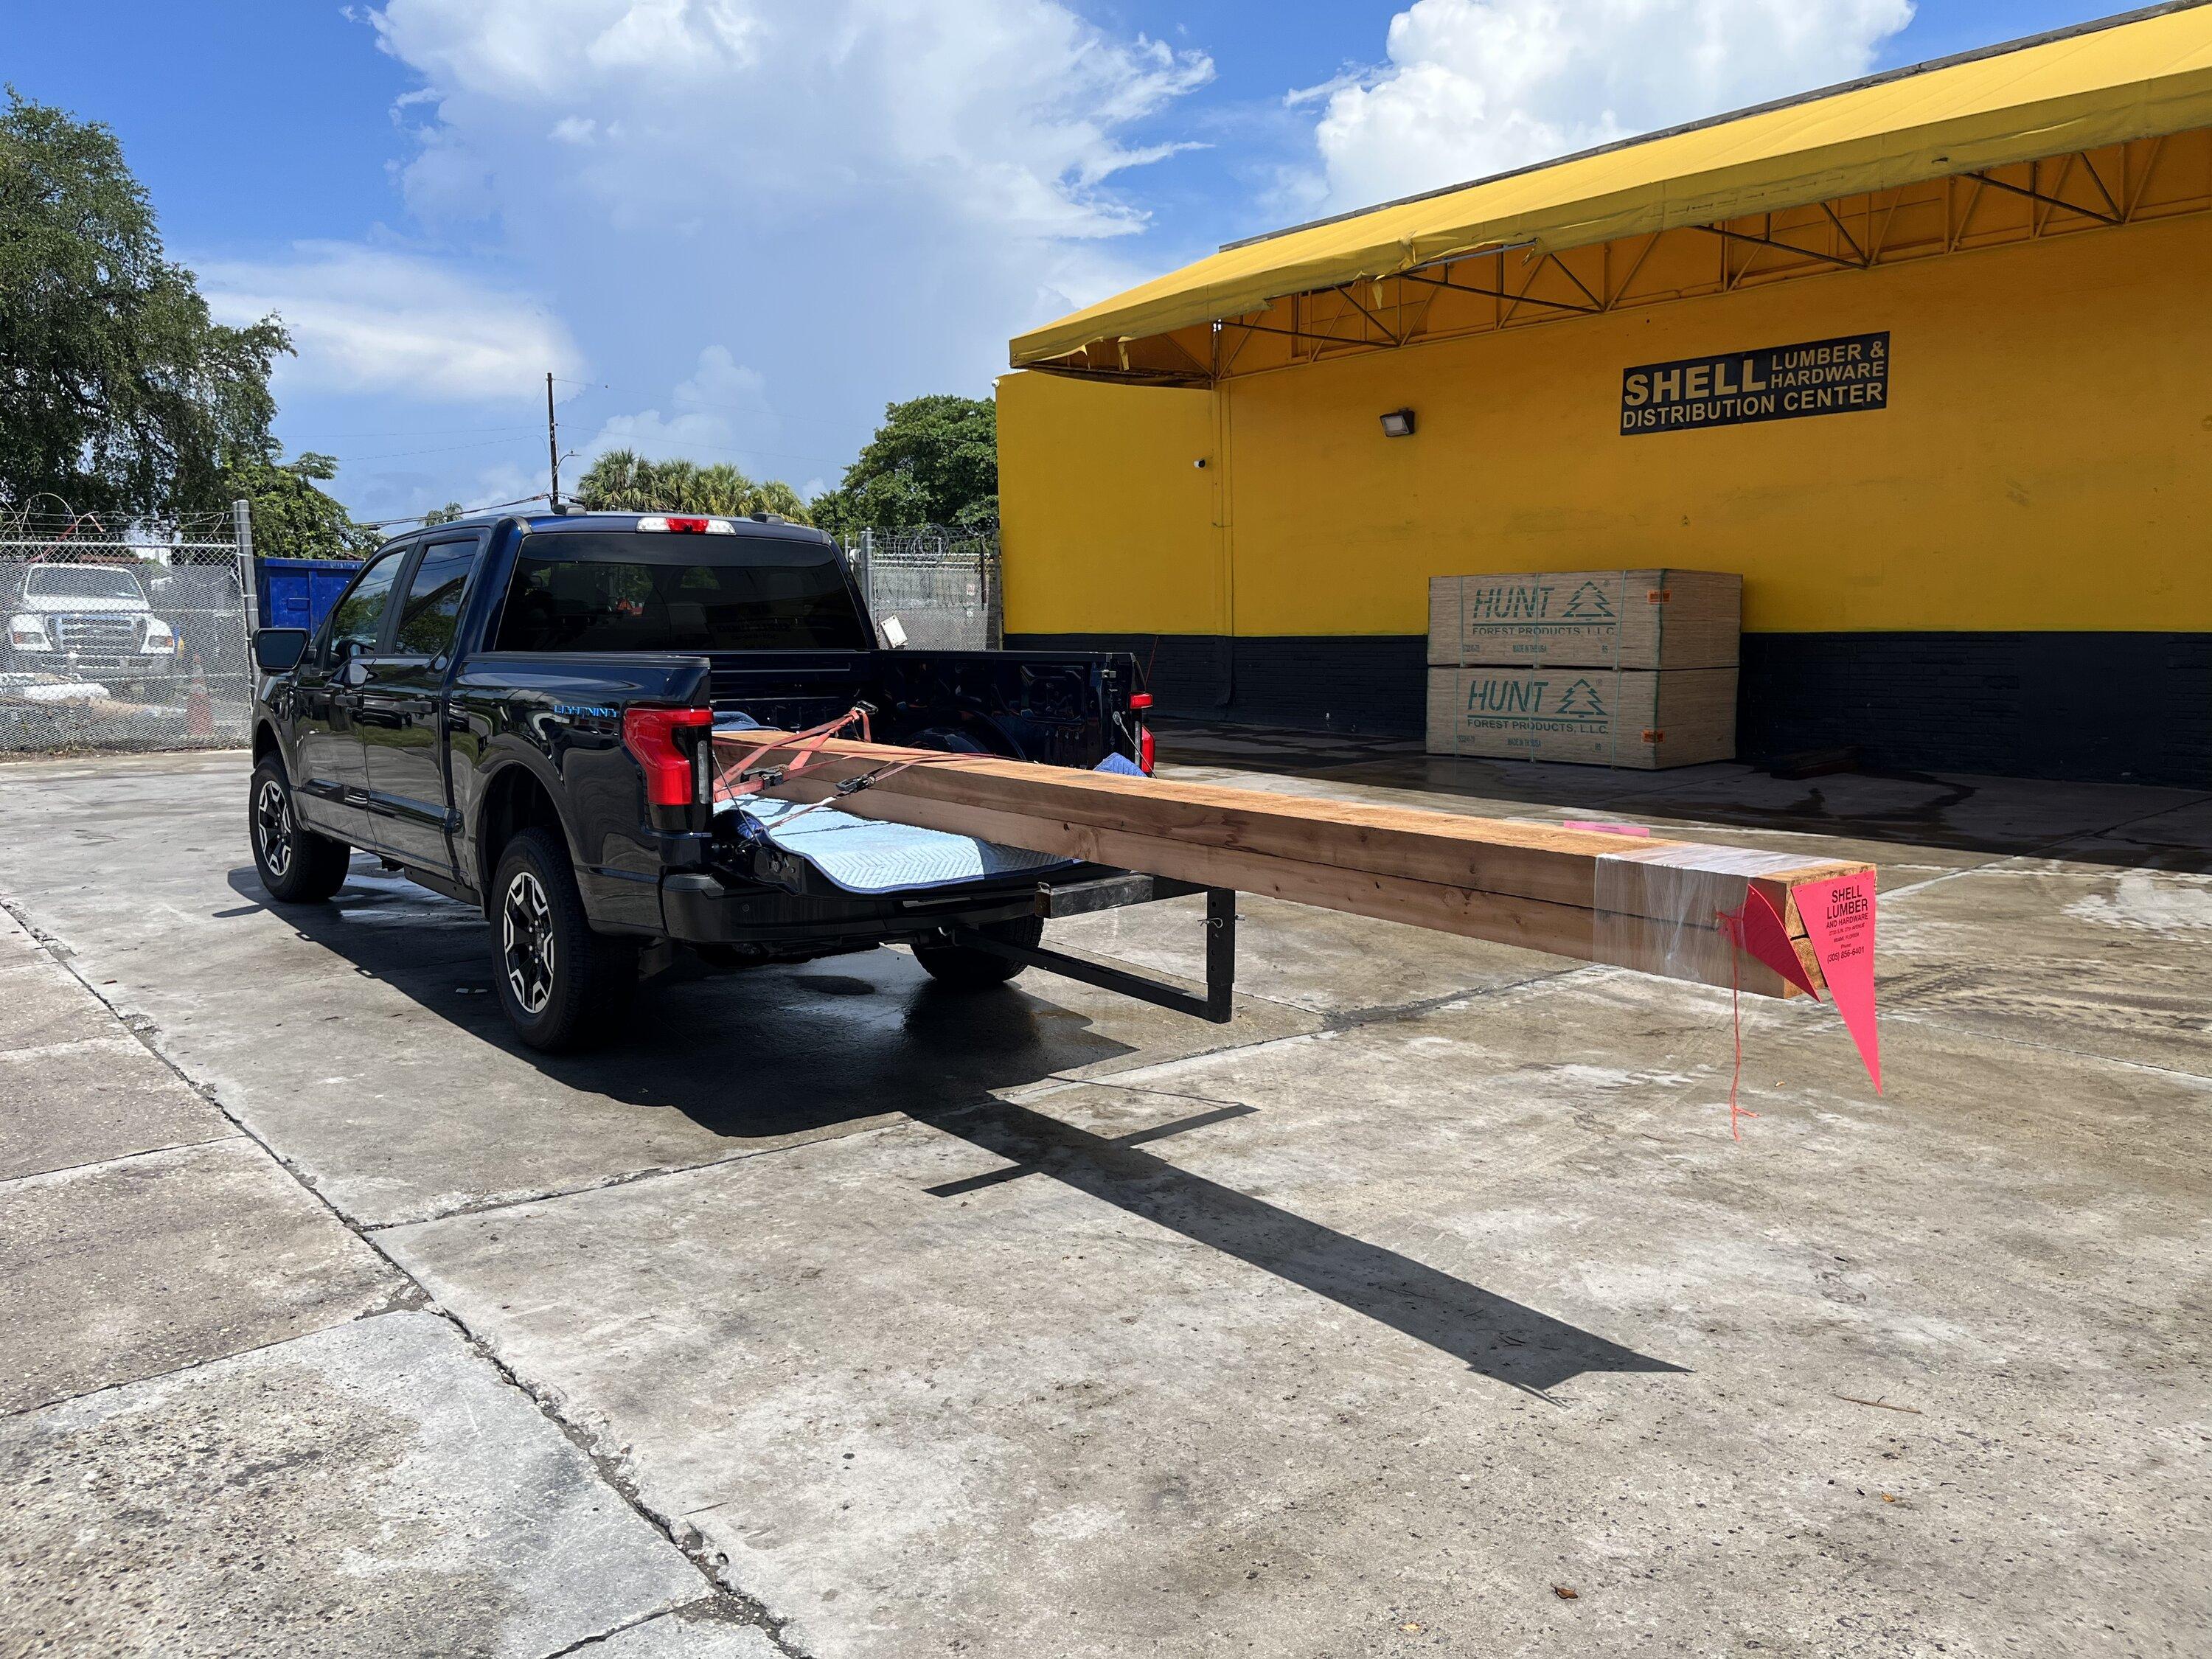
[24,566,145,602]
[493,532,867,654]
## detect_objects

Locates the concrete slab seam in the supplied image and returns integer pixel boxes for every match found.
[0,1132,246,1189]
[1004,960,1595,1111]
[355,1125,919,1233]
[537,1598,783,1659]
[0,891,813,1659]
[1882,1006,2212,1087]
[346,953,1585,1231]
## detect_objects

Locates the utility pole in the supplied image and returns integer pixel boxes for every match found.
[546,372,562,509]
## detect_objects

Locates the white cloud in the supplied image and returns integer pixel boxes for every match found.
[325,0,1217,514]
[199,242,581,402]
[583,345,775,462]
[370,0,1212,247]
[1308,0,1914,213]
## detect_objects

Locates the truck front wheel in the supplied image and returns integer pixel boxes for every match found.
[913,915,1043,990]
[490,827,638,1051]
[250,759,349,904]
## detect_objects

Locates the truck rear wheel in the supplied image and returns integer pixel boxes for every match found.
[490,827,638,1051]
[250,758,349,904]
[913,914,1043,990]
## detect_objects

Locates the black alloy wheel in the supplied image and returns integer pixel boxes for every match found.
[248,757,349,903]
[487,827,639,1051]
[501,868,557,1017]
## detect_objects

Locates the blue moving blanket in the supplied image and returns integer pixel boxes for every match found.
[726,796,1074,895]
[713,714,1140,895]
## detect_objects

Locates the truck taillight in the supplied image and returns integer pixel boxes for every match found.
[1130,693,1155,774]
[622,707,714,806]
[636,515,735,535]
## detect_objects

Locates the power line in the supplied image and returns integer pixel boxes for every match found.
[359,491,550,532]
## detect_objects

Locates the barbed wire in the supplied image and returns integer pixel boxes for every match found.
[0,503,241,549]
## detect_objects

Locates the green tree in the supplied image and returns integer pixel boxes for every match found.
[223,451,378,558]
[422,501,467,527]
[812,394,996,540]
[0,91,320,526]
[574,448,813,524]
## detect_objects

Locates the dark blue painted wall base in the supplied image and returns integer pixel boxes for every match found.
[1007,630,2212,788]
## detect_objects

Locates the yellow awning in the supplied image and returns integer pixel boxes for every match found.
[1011,4,2212,367]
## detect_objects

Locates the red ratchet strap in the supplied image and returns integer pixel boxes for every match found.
[712,707,874,804]
[710,708,984,819]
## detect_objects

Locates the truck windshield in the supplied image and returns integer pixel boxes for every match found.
[24,566,145,602]
[494,532,868,653]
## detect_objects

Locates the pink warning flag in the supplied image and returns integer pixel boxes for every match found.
[1735,887,1819,998]
[1793,873,1880,1093]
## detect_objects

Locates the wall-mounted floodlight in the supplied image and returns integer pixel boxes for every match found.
[1380,408,1416,438]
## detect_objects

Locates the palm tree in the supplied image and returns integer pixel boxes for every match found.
[574,448,810,524]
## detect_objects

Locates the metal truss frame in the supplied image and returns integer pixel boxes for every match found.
[1040,128,2211,388]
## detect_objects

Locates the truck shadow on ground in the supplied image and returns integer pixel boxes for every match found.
[229,863,1686,1394]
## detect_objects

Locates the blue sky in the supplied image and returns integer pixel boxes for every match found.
[3,1,2127,525]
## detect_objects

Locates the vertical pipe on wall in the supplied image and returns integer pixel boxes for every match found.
[1211,378,1236,706]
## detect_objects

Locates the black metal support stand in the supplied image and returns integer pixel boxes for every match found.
[950,886,1237,1023]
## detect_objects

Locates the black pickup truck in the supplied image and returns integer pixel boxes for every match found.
[248,509,1216,1051]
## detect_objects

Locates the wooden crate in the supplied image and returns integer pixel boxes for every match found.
[1428,568,1740,669]
[1426,665,1738,768]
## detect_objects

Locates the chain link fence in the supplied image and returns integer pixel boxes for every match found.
[851,526,1001,651]
[0,504,257,754]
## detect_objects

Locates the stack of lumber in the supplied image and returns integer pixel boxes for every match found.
[721,730,1868,999]
[1427,568,1741,768]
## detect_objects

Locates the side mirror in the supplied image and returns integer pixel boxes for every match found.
[253,628,310,673]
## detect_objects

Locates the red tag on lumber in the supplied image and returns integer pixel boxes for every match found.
[1794,873,1880,1093]
[1736,887,1818,998]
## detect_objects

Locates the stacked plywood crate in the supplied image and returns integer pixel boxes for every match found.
[1426,569,1741,768]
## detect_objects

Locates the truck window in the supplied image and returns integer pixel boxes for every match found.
[494,533,868,653]
[389,540,479,658]
[324,547,407,658]
[23,566,145,602]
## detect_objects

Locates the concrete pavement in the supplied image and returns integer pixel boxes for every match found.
[1,734,2208,1655]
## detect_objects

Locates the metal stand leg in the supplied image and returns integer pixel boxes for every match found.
[1204,886,1236,1023]
[950,887,1239,1023]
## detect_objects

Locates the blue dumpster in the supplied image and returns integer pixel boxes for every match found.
[257,557,361,635]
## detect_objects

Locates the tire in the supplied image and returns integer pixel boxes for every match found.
[490,826,639,1052]
[913,914,1043,990]
[250,758,350,904]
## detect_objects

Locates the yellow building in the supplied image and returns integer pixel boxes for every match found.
[998,6,2212,785]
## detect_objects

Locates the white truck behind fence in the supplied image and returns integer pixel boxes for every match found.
[0,504,257,754]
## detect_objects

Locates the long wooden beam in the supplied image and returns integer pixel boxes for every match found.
[715,733,1869,1000]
